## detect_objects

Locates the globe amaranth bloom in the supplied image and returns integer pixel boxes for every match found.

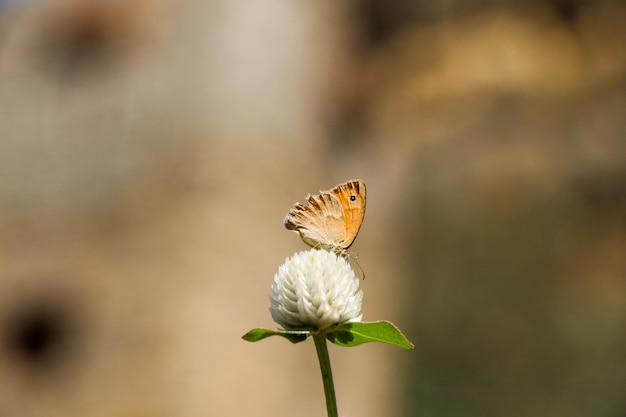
[269,249,363,330]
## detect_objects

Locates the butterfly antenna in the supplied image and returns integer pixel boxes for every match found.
[350,252,366,280]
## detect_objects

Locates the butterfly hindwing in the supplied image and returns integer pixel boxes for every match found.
[284,193,342,250]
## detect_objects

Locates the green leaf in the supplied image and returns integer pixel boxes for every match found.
[326,321,414,349]
[242,328,312,344]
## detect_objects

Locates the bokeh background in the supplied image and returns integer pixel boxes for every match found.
[1,0,625,416]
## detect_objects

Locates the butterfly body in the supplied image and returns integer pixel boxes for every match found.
[284,179,366,256]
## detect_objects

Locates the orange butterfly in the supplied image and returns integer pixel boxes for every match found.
[284,179,366,256]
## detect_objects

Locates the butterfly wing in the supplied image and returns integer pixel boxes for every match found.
[284,191,348,251]
[284,179,366,252]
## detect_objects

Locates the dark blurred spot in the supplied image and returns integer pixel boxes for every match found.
[351,0,418,47]
[57,20,110,67]
[3,298,79,373]
[36,2,141,81]
[39,13,115,79]
[572,169,626,210]
[548,0,581,23]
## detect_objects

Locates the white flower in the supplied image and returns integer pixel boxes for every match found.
[269,249,363,330]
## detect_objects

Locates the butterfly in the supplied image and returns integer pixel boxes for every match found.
[284,179,366,256]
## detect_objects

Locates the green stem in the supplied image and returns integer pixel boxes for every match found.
[313,331,339,417]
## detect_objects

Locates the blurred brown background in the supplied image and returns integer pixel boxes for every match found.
[1,0,625,416]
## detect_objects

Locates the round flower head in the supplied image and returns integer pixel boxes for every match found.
[269,249,363,330]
